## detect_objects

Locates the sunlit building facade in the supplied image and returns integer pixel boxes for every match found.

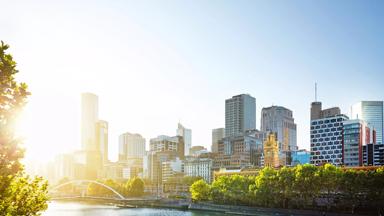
[118,132,146,161]
[261,106,297,151]
[263,133,280,167]
[176,123,192,156]
[95,120,108,164]
[81,93,99,151]
[211,128,225,153]
[350,101,383,144]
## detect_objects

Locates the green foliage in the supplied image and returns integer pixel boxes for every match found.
[190,164,384,214]
[0,41,48,216]
[190,179,210,202]
[126,177,144,197]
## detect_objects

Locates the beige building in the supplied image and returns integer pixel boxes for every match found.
[263,133,280,167]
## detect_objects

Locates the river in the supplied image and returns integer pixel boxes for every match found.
[42,201,223,216]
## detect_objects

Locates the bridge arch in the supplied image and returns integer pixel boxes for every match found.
[50,179,125,200]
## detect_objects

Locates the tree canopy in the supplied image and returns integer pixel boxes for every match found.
[0,41,49,215]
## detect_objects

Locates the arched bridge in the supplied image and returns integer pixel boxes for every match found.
[49,179,125,200]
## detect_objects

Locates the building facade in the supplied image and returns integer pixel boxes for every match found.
[214,130,265,169]
[310,113,349,166]
[184,157,213,183]
[343,119,373,167]
[263,133,280,167]
[176,123,192,156]
[212,128,225,153]
[291,149,310,166]
[260,106,297,151]
[363,143,384,166]
[118,132,146,161]
[81,93,99,151]
[149,135,184,159]
[225,94,256,137]
[310,101,348,166]
[95,120,108,164]
[351,101,383,144]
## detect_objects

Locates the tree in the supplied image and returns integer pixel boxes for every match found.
[254,167,279,207]
[190,179,210,202]
[126,177,144,197]
[276,166,296,208]
[293,164,320,209]
[0,41,49,215]
[318,164,342,211]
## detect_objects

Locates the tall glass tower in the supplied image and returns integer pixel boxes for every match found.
[81,93,99,151]
[351,101,383,144]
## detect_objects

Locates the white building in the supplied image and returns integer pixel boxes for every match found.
[81,93,98,151]
[310,114,349,166]
[184,157,213,183]
[177,123,192,156]
[119,132,146,161]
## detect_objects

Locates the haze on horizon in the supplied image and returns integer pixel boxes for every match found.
[1,0,383,163]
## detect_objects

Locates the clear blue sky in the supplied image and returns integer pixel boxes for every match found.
[1,0,383,161]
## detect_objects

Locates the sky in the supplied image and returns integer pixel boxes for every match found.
[1,0,383,163]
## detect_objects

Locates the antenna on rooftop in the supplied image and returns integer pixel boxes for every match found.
[315,82,318,102]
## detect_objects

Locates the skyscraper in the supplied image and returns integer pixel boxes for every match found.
[225,94,256,137]
[260,106,297,151]
[118,132,146,161]
[350,101,383,144]
[176,123,192,156]
[95,120,108,164]
[310,101,348,166]
[81,93,98,151]
[211,128,225,153]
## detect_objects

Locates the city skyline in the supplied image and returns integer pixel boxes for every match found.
[2,0,383,162]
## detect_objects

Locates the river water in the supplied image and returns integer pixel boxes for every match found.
[42,201,223,216]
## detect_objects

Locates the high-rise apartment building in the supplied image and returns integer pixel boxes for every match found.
[149,135,185,159]
[95,120,108,164]
[343,119,373,167]
[118,132,146,161]
[211,128,225,153]
[176,123,192,156]
[310,101,348,166]
[81,93,99,151]
[350,101,383,144]
[225,94,256,137]
[261,106,297,151]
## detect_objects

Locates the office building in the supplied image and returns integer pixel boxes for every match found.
[214,130,265,169]
[95,120,108,164]
[176,123,192,156]
[212,128,225,153]
[81,93,99,151]
[118,132,146,161]
[343,119,373,167]
[363,143,384,166]
[225,94,256,137]
[184,157,213,183]
[310,101,348,166]
[263,133,280,167]
[149,135,185,159]
[351,101,383,144]
[261,106,297,151]
[161,158,183,183]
